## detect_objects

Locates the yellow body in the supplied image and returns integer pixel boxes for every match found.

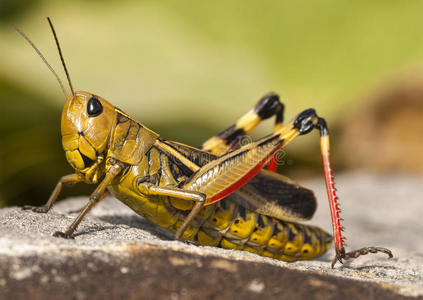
[110,146,332,261]
[60,92,332,262]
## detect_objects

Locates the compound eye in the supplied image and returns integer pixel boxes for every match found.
[87,96,103,117]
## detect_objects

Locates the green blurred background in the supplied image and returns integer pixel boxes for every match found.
[1,0,423,207]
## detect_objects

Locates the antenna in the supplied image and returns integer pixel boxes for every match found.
[14,26,68,98]
[47,17,75,97]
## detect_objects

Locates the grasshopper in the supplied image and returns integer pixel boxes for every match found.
[18,18,392,267]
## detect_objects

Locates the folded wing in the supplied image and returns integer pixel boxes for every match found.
[228,169,317,222]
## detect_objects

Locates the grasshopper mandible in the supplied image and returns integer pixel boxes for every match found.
[17,18,392,267]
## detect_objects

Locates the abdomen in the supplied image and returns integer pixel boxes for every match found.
[167,198,333,262]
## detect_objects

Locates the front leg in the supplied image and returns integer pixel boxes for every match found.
[22,173,83,213]
[53,163,122,239]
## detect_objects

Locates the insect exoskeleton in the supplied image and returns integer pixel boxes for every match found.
[61,92,116,182]
[18,18,393,267]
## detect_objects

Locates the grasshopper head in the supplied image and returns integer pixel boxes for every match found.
[61,91,117,179]
[17,20,119,182]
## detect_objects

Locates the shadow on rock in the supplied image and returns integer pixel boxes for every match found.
[97,214,173,240]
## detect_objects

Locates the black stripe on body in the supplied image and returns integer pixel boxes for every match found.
[273,222,281,235]
[238,205,246,220]
[116,112,129,124]
[146,149,151,174]
[79,151,94,168]
[159,152,165,178]
[220,198,227,210]
[152,146,195,179]
[161,140,217,167]
[167,154,185,181]
[288,226,296,242]
[257,215,265,228]
[303,227,312,244]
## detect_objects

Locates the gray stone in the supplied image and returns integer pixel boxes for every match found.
[0,172,422,299]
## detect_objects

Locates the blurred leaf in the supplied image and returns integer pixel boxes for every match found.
[0,77,88,207]
[0,0,40,22]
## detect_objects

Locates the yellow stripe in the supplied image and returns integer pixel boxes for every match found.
[202,110,261,155]
[236,110,261,133]
[320,135,330,153]
[201,137,227,154]
[154,140,200,172]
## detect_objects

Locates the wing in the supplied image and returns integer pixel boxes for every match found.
[162,140,316,221]
[226,169,317,222]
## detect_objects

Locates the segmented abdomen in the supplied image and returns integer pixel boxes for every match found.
[169,198,332,262]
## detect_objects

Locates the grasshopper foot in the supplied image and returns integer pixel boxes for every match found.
[53,231,74,239]
[331,246,393,268]
[22,205,49,213]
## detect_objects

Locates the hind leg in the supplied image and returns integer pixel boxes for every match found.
[200,92,284,155]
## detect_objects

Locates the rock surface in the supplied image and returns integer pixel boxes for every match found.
[0,172,422,299]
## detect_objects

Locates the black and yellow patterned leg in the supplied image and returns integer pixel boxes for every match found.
[200,92,284,156]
